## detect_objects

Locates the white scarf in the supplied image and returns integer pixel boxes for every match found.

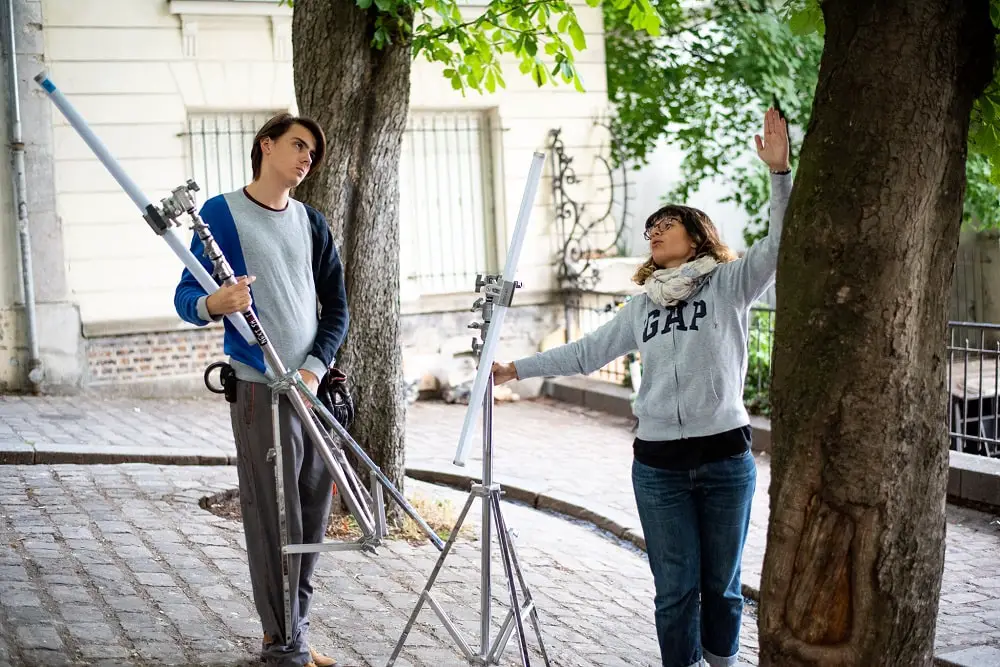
[645,256,718,307]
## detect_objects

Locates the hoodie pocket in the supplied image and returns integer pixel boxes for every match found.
[678,370,720,424]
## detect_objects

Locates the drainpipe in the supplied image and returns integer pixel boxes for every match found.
[2,0,42,392]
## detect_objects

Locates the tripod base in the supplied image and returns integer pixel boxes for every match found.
[387,482,550,667]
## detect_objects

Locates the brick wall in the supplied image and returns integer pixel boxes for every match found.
[86,327,225,384]
[83,303,561,388]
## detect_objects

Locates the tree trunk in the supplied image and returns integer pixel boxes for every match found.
[291,0,412,522]
[759,2,994,665]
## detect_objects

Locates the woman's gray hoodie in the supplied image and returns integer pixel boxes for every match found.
[513,173,792,441]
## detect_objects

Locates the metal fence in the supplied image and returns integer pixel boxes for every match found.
[745,307,775,416]
[563,291,634,385]
[948,321,1000,457]
[184,110,498,297]
[185,111,278,204]
[399,111,497,295]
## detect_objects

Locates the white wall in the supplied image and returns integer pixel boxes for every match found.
[38,0,612,337]
[627,137,752,258]
[43,0,296,329]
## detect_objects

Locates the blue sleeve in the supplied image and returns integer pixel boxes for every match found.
[306,206,349,368]
[173,198,225,326]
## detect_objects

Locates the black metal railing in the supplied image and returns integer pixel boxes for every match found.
[948,321,1000,457]
[744,306,775,416]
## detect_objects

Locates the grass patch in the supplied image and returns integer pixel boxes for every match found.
[203,487,475,545]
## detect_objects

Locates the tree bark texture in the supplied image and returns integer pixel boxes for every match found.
[760,1,994,665]
[292,0,412,519]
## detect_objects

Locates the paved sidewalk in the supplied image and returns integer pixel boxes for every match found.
[0,464,758,666]
[2,394,1000,663]
[405,400,1000,660]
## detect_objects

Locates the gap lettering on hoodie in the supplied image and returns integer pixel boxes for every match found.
[642,300,708,343]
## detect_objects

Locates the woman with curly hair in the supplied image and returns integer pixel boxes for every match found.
[493,108,791,667]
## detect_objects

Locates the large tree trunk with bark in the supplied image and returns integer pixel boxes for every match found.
[291,0,412,521]
[759,1,995,665]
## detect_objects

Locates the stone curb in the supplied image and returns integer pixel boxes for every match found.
[0,442,234,466]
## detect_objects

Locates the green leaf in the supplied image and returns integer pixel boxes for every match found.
[532,62,547,87]
[373,0,392,12]
[644,11,662,36]
[356,0,372,9]
[410,0,660,96]
[787,4,824,36]
[560,60,575,82]
[605,0,825,237]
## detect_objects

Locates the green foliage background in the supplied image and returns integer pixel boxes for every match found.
[604,0,1000,243]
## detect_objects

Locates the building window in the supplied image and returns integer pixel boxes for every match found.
[184,111,279,203]
[400,111,498,296]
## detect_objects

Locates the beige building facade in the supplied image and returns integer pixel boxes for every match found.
[1,0,622,395]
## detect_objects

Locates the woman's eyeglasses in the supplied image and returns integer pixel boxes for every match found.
[643,218,678,241]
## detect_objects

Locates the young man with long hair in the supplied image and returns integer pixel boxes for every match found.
[175,113,345,667]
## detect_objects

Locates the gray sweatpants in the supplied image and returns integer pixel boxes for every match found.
[230,379,334,666]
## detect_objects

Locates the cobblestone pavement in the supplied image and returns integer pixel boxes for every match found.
[407,400,1000,656]
[2,394,1000,658]
[0,464,758,666]
[0,396,234,464]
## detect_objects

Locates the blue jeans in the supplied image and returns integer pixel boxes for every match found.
[631,452,756,667]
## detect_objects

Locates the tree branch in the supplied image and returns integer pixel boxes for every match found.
[417,0,558,41]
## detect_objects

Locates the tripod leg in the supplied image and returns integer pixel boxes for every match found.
[270,390,294,647]
[310,409,373,510]
[307,391,445,550]
[288,389,376,537]
[491,494,531,667]
[500,510,551,667]
[488,508,550,667]
[371,470,388,539]
[386,491,477,667]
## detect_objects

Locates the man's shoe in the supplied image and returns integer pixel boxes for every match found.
[309,646,337,667]
[262,633,334,666]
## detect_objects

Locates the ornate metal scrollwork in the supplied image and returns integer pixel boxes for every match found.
[548,121,632,292]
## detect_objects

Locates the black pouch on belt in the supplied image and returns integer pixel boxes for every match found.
[204,361,238,404]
